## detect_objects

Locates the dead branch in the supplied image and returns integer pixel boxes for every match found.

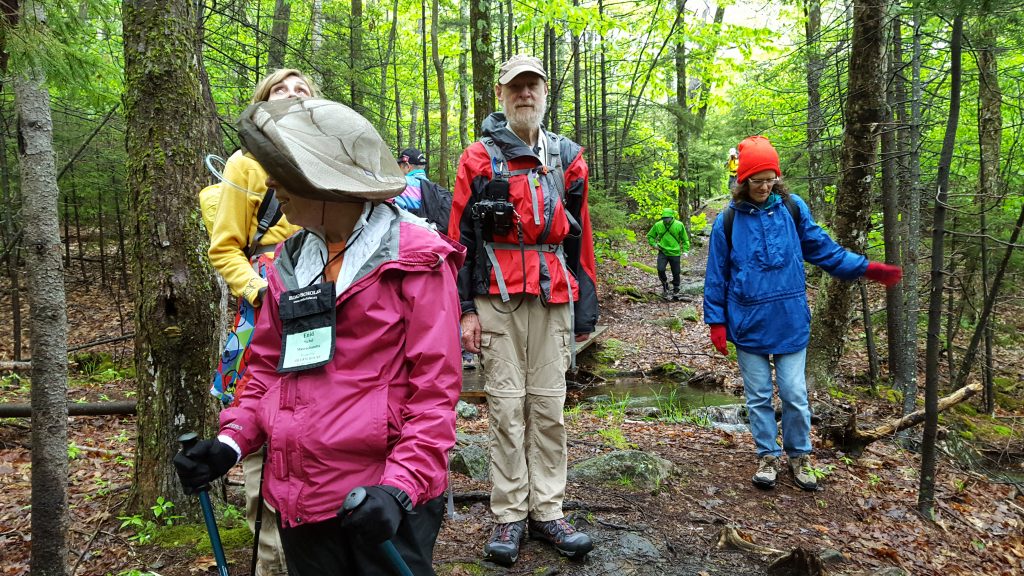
[715,525,784,557]
[823,382,982,454]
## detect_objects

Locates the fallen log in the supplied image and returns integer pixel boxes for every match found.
[0,401,136,418]
[821,382,983,454]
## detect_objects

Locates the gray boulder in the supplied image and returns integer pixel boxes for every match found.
[569,450,673,492]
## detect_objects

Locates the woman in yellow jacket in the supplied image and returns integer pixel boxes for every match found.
[205,68,319,576]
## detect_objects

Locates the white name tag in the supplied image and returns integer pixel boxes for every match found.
[281,326,334,370]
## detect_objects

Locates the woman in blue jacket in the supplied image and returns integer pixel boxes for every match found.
[703,136,901,491]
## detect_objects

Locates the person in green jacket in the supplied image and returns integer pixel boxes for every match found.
[647,208,691,300]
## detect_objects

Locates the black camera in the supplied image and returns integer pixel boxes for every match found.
[472,180,515,239]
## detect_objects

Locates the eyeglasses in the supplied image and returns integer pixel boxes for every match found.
[748,177,778,188]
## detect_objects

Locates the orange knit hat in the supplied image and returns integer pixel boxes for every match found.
[736,135,781,184]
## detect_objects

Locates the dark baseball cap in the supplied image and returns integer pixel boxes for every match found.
[398,148,426,165]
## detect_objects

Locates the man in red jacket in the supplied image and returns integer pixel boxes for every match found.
[448,54,598,566]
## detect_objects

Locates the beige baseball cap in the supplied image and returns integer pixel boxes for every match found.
[498,54,547,84]
[237,98,406,202]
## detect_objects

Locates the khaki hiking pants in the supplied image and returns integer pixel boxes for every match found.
[242,448,289,576]
[476,295,572,524]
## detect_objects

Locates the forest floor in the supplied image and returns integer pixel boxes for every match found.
[1,223,1024,575]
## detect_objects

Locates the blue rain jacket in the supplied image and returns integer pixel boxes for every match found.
[703,193,868,355]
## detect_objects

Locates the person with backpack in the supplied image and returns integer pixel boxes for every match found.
[395,147,453,232]
[202,68,319,576]
[646,208,690,300]
[703,135,903,492]
[449,54,598,566]
[175,98,465,575]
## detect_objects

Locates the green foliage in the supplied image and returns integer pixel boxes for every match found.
[594,339,629,365]
[117,497,183,546]
[597,427,636,450]
[591,393,629,421]
[689,212,709,234]
[594,228,636,265]
[67,442,82,460]
[651,388,712,425]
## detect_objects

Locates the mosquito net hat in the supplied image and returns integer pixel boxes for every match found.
[237,98,406,202]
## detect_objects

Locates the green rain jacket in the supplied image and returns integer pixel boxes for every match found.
[647,219,690,257]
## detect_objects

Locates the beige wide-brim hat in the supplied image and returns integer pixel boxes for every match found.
[237,98,406,202]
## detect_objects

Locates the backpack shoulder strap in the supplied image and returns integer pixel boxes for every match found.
[723,206,735,252]
[479,137,510,182]
[783,195,802,233]
[246,189,281,258]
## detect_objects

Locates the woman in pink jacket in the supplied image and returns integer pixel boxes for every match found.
[175,98,465,575]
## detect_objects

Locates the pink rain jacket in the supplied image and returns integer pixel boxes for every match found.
[219,204,466,529]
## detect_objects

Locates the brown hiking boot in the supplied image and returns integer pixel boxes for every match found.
[789,454,819,491]
[752,455,780,489]
[483,520,526,566]
[528,517,593,558]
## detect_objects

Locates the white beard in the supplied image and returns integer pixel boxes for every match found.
[505,99,547,134]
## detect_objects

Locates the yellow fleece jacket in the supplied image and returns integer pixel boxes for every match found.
[207,151,299,305]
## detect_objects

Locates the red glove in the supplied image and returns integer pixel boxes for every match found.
[864,261,903,287]
[709,324,728,356]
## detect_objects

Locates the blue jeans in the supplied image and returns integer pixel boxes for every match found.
[736,348,811,458]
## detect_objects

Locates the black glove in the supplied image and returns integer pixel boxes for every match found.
[173,438,238,494]
[337,485,412,544]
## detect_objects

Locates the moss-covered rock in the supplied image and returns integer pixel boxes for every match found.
[569,450,673,492]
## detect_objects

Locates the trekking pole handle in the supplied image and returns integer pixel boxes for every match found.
[343,487,414,576]
[177,432,230,576]
[178,432,211,493]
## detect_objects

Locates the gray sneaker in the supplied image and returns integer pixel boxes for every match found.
[752,455,780,489]
[789,455,819,491]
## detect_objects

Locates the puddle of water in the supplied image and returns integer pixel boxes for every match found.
[577,377,740,411]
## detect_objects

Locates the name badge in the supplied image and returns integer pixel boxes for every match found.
[277,282,336,372]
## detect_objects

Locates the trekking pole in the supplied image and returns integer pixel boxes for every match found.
[342,487,414,576]
[178,433,230,576]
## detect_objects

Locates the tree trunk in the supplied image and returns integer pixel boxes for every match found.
[546,25,559,134]
[123,0,222,517]
[881,15,905,390]
[890,14,916,411]
[807,0,887,388]
[266,0,290,73]
[675,0,688,221]
[391,1,402,146]
[804,0,825,215]
[900,5,924,418]
[970,0,1000,407]
[598,0,608,185]
[470,0,495,132]
[459,0,470,149]
[18,2,69,573]
[350,0,364,115]
[380,0,399,128]
[431,0,449,185]
[920,13,962,521]
[420,0,430,168]
[0,105,22,361]
[572,0,582,146]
